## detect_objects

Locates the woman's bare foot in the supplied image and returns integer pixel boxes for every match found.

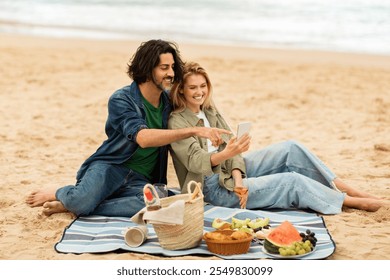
[333,178,381,200]
[25,188,57,207]
[42,201,68,216]
[343,195,384,212]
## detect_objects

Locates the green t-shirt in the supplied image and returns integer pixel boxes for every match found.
[123,95,163,180]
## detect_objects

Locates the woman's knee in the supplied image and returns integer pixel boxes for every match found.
[283,139,303,151]
[282,140,311,162]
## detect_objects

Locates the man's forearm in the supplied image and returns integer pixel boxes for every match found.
[136,127,198,148]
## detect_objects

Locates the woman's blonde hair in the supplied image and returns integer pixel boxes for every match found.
[170,62,214,112]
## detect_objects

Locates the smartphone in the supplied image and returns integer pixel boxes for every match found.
[237,122,251,139]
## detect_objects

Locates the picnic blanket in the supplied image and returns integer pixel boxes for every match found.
[55,205,336,259]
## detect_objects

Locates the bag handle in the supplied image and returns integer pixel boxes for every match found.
[186,181,204,201]
[143,184,161,211]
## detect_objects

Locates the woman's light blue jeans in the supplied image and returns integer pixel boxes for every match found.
[203,140,345,214]
[56,163,147,217]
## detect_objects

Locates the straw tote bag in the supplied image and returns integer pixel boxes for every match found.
[151,181,204,250]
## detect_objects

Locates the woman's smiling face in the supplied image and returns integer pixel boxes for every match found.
[182,73,208,113]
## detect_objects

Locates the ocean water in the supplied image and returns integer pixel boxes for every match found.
[1,0,390,55]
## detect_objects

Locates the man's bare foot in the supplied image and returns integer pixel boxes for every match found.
[26,188,57,207]
[42,201,68,216]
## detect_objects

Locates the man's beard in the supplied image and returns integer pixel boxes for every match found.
[153,76,174,92]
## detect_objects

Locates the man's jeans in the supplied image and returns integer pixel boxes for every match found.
[56,163,147,217]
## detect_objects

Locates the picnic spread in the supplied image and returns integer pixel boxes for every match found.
[55,181,336,259]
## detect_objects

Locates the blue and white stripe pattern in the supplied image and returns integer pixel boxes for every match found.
[55,205,335,259]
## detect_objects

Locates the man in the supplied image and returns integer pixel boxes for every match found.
[26,39,229,217]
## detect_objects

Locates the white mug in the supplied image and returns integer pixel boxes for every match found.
[123,225,148,247]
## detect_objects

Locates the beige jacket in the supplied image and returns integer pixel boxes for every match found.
[168,107,246,193]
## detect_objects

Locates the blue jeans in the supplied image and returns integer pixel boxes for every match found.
[56,162,147,217]
[203,140,345,214]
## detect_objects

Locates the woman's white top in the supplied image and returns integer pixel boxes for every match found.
[196,110,218,154]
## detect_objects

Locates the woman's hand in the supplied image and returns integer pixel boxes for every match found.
[234,186,248,209]
[224,134,251,157]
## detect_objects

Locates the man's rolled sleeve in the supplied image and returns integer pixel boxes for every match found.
[108,93,148,141]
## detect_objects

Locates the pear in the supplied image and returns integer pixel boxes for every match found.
[211,218,231,229]
[238,226,254,235]
[231,217,251,229]
[248,217,270,229]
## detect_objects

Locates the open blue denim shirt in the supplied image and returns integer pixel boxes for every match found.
[76,81,171,184]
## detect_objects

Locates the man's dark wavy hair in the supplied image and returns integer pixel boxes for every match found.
[127,39,184,84]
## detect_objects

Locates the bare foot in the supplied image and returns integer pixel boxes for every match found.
[42,201,68,216]
[26,188,57,207]
[343,196,383,212]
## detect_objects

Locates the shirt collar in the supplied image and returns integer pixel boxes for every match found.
[130,82,171,111]
[178,107,218,127]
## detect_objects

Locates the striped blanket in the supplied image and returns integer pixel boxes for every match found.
[55,205,335,259]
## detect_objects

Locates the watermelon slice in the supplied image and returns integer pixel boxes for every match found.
[263,221,302,254]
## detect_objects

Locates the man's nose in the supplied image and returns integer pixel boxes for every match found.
[168,66,174,77]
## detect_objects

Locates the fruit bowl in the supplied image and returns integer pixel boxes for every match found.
[203,230,253,255]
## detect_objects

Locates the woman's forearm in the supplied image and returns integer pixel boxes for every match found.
[232,169,244,187]
[210,149,234,167]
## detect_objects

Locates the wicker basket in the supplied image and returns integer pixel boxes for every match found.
[203,230,253,255]
[152,181,204,250]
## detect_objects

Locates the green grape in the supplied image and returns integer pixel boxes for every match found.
[298,249,306,255]
[279,248,288,256]
[287,249,296,256]
[279,241,313,256]
[303,243,311,252]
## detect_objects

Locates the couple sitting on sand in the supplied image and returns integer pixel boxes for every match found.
[26,39,385,218]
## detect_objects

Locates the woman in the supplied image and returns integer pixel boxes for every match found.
[168,62,384,214]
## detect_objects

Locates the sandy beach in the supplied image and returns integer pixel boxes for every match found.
[0,33,389,260]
